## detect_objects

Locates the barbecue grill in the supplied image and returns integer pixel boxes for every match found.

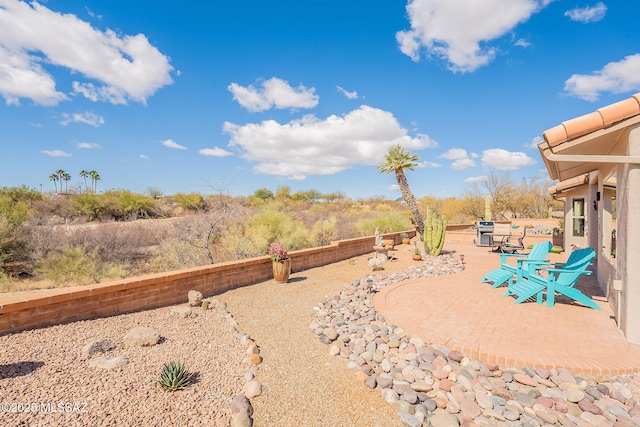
[476,221,495,247]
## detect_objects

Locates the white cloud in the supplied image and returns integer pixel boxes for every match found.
[439,148,469,160]
[336,85,359,99]
[439,148,476,169]
[481,148,536,170]
[564,2,607,23]
[77,142,100,149]
[465,175,488,183]
[0,0,173,106]
[140,154,149,159]
[387,184,400,191]
[514,38,530,48]
[228,77,319,112]
[523,135,543,150]
[60,111,104,127]
[564,54,640,101]
[396,0,547,72]
[223,105,438,180]
[42,149,71,157]
[451,158,476,170]
[419,160,441,168]
[0,46,67,106]
[162,139,187,150]
[199,147,233,157]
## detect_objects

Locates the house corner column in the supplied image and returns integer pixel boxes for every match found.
[619,124,640,342]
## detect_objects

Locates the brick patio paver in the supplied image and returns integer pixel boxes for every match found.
[374,232,640,376]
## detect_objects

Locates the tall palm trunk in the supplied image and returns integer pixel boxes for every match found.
[396,169,424,235]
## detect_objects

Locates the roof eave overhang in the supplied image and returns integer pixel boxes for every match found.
[539,115,640,181]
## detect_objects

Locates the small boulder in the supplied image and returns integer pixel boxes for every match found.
[170,306,193,318]
[243,380,262,399]
[188,290,203,307]
[230,412,252,427]
[230,394,253,417]
[123,327,160,348]
[88,355,129,370]
[81,340,115,358]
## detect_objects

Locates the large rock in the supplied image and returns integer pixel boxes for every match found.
[123,327,161,347]
[88,355,129,370]
[230,412,252,427]
[243,380,262,399]
[428,413,460,427]
[170,306,193,318]
[188,290,203,307]
[81,340,115,358]
[231,394,253,416]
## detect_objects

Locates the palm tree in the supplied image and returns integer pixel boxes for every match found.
[48,173,58,193]
[61,172,71,193]
[377,144,424,235]
[79,170,89,193]
[89,170,101,194]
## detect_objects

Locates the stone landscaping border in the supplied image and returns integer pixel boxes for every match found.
[311,257,640,426]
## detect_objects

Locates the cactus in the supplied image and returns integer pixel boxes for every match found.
[159,361,193,391]
[424,206,446,256]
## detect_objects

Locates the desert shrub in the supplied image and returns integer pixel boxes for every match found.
[173,192,206,212]
[74,193,103,220]
[149,238,211,272]
[66,223,162,264]
[310,216,337,246]
[0,194,32,275]
[355,211,413,235]
[35,245,126,285]
[244,202,311,253]
[97,190,157,221]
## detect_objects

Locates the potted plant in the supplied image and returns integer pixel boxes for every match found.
[269,242,291,283]
[412,246,422,261]
[400,232,411,245]
[552,222,564,249]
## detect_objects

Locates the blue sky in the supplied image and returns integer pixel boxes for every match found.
[1,0,639,199]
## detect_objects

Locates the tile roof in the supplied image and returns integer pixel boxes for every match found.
[543,93,640,147]
[548,173,617,196]
[538,92,640,181]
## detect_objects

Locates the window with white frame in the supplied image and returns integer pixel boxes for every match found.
[572,198,585,237]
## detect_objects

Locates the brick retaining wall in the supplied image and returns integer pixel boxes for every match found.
[0,231,414,336]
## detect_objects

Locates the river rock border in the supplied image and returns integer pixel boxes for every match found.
[311,254,640,426]
[203,297,262,427]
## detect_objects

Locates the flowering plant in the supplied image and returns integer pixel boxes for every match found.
[268,242,289,262]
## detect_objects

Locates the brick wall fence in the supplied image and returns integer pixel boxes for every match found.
[0,231,420,336]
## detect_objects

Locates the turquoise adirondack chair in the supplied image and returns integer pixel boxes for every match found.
[480,241,553,288]
[505,247,599,309]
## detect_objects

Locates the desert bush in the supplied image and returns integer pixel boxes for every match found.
[244,202,311,253]
[173,192,206,212]
[310,216,337,246]
[355,211,413,235]
[35,245,126,285]
[0,193,32,276]
[97,190,157,221]
[149,238,211,271]
[74,193,103,220]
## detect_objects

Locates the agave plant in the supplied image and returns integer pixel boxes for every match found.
[159,361,193,391]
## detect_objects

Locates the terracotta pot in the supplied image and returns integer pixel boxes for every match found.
[272,259,291,283]
[412,254,422,261]
[402,238,411,245]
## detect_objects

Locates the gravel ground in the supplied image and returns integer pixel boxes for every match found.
[3,242,640,427]
[0,302,246,427]
[219,248,422,427]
